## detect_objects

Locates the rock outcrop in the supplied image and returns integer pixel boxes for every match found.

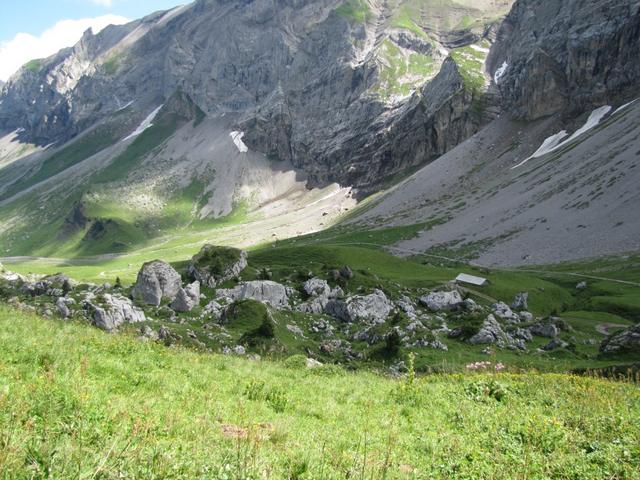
[90,294,146,332]
[132,261,182,307]
[216,281,289,308]
[600,324,640,355]
[419,291,463,312]
[171,281,201,313]
[325,289,393,324]
[187,245,247,288]
[489,0,640,120]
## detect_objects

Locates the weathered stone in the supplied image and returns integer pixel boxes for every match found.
[90,294,146,332]
[419,290,463,312]
[187,245,247,288]
[600,324,640,355]
[492,302,519,323]
[303,278,331,297]
[519,311,534,322]
[325,289,393,324]
[203,300,224,320]
[543,339,569,351]
[511,292,529,310]
[171,281,201,312]
[469,315,508,345]
[576,281,588,290]
[132,261,182,306]
[530,322,559,338]
[56,297,75,319]
[217,280,289,308]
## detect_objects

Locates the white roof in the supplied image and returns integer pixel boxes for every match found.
[455,273,488,286]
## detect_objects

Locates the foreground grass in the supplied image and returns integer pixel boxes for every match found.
[1,306,638,479]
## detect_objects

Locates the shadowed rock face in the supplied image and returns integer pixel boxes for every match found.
[489,0,640,120]
[0,0,511,193]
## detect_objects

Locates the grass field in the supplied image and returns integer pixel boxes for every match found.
[0,305,638,479]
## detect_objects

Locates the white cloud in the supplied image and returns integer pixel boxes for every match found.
[91,0,115,6]
[0,15,130,81]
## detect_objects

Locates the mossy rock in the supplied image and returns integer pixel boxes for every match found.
[187,245,247,287]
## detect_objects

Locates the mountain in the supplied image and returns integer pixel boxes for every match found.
[0,0,639,265]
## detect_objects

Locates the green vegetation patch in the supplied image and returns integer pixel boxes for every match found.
[451,44,487,93]
[191,244,243,277]
[375,39,436,99]
[335,0,374,23]
[0,306,639,478]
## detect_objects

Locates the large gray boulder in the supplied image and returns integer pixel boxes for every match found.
[56,297,75,319]
[325,289,393,324]
[171,281,201,312]
[419,290,463,312]
[187,245,248,288]
[216,280,288,308]
[492,302,519,323]
[511,292,529,311]
[529,322,559,338]
[91,294,146,332]
[469,315,509,345]
[600,324,640,355]
[132,261,182,307]
[303,278,331,297]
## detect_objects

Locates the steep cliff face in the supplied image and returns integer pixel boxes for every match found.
[0,0,512,193]
[488,0,640,120]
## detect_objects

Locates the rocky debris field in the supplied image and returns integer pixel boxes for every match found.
[2,244,637,373]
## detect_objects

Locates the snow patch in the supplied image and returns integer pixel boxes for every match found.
[512,105,612,169]
[122,105,163,142]
[494,61,508,84]
[230,131,248,153]
[613,98,638,115]
[470,45,490,54]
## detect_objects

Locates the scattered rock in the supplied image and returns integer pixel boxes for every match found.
[419,290,463,312]
[530,322,559,338]
[543,339,569,351]
[576,281,588,290]
[303,278,331,297]
[90,294,146,332]
[325,289,393,324]
[187,245,248,288]
[519,311,534,322]
[55,297,75,319]
[132,261,182,306]
[600,324,640,355]
[339,266,354,280]
[287,324,304,337]
[171,281,201,312]
[217,281,289,308]
[203,300,224,320]
[469,315,508,345]
[511,292,529,310]
[139,326,159,341]
[492,302,519,323]
[306,358,323,369]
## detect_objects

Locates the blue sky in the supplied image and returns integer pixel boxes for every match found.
[0,0,183,40]
[0,0,185,80]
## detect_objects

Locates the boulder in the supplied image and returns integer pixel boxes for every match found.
[511,292,529,311]
[296,285,343,314]
[543,339,569,351]
[530,322,559,338]
[325,289,393,324]
[203,300,224,320]
[171,281,201,312]
[469,315,509,345]
[600,324,640,355]
[90,294,146,332]
[396,295,418,319]
[306,358,323,369]
[187,245,247,288]
[217,281,289,308]
[132,261,182,306]
[56,297,75,319]
[419,290,463,312]
[492,302,519,323]
[303,278,331,297]
[576,281,588,290]
[519,311,534,322]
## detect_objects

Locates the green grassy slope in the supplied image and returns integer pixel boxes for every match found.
[1,306,638,479]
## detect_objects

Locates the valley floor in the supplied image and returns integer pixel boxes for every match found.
[0,306,639,479]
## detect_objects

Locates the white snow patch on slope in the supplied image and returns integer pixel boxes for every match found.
[122,105,163,142]
[471,44,490,54]
[512,106,612,169]
[614,98,639,115]
[230,131,249,153]
[494,61,508,84]
[511,131,568,169]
